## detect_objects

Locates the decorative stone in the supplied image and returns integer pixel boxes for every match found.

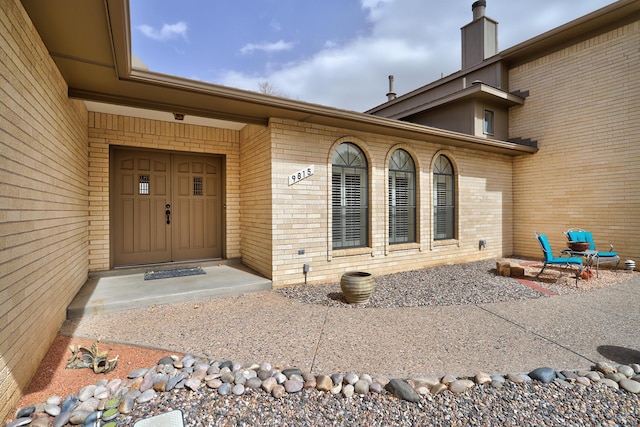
[119,398,135,414]
[370,382,384,393]
[284,379,303,393]
[15,406,35,418]
[261,377,277,393]
[206,378,223,389]
[45,402,61,416]
[218,383,231,395]
[576,377,591,387]
[344,373,359,385]
[441,374,457,385]
[282,368,302,378]
[102,407,119,421]
[246,377,263,390]
[127,368,148,379]
[475,372,491,385]
[599,378,619,389]
[449,379,474,393]
[330,383,342,394]
[605,373,626,383]
[331,373,343,386]
[304,378,317,390]
[595,362,616,375]
[53,411,72,427]
[316,375,332,391]
[69,409,92,424]
[529,367,556,383]
[385,378,420,402]
[619,378,640,394]
[6,418,33,427]
[354,379,370,394]
[274,372,287,384]
[618,365,635,378]
[47,396,62,406]
[343,384,355,398]
[430,383,448,395]
[272,384,286,398]
[185,378,201,391]
[232,384,245,395]
[137,389,156,403]
[78,385,97,402]
[158,356,174,365]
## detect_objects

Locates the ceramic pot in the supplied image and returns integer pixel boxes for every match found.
[340,272,375,305]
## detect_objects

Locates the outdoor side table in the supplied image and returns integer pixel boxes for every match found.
[561,249,599,277]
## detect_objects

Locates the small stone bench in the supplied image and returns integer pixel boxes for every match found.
[496,259,525,277]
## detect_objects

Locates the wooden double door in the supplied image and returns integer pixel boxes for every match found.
[112,149,222,266]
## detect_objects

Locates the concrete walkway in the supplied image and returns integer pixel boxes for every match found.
[62,270,640,379]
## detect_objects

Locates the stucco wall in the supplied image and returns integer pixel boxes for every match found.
[87,113,242,271]
[0,0,89,421]
[510,21,640,262]
[268,118,513,287]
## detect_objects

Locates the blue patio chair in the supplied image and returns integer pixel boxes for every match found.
[535,232,582,284]
[565,228,620,274]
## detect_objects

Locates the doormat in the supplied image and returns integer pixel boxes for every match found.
[144,267,206,281]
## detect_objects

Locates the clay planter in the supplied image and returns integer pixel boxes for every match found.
[568,241,590,252]
[340,272,375,305]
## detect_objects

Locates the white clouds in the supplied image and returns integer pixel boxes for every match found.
[137,21,188,41]
[240,40,295,55]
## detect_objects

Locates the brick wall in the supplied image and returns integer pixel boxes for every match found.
[0,0,89,421]
[268,118,513,287]
[87,113,242,271]
[239,124,273,278]
[510,21,640,261]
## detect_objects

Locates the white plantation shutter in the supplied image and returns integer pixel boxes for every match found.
[433,155,455,240]
[388,150,416,244]
[332,143,368,249]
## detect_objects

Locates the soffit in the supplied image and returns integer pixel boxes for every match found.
[20,0,537,156]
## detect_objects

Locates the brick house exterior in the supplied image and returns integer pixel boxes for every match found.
[1,0,638,421]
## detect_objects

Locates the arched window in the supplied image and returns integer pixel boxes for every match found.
[332,143,368,249]
[388,149,416,244]
[433,155,455,240]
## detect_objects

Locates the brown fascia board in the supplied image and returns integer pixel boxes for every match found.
[377,83,524,121]
[42,0,534,156]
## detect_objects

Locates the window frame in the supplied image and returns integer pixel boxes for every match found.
[388,149,416,245]
[433,154,456,241]
[483,109,495,135]
[331,142,369,250]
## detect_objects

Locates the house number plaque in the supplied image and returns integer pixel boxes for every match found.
[289,165,314,186]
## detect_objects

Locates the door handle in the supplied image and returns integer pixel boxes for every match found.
[165,204,171,224]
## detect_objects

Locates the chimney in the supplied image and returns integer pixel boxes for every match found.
[461,1,498,69]
[386,75,397,101]
[472,0,486,20]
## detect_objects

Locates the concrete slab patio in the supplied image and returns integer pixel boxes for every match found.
[61,270,640,379]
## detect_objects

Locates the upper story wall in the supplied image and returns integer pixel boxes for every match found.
[510,20,640,261]
[0,0,89,422]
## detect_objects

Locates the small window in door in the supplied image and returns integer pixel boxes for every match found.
[193,177,203,196]
[139,175,150,195]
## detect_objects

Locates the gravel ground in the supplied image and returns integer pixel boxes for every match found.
[122,380,640,427]
[277,259,631,307]
[11,260,639,426]
[116,260,639,427]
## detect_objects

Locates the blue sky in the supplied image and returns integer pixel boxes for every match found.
[130,0,615,112]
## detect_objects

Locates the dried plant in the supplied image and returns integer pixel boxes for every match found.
[66,339,119,374]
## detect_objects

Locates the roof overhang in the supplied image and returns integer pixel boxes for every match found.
[384,82,524,120]
[20,0,537,156]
